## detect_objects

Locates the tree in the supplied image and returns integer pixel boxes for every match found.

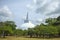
[28,28,34,38]
[0,21,16,38]
[45,18,57,25]
[46,26,58,37]
[14,29,24,36]
[4,21,16,30]
[57,16,60,21]
[33,24,58,38]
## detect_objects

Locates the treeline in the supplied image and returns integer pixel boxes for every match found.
[27,16,60,38]
[0,16,60,38]
[16,16,60,38]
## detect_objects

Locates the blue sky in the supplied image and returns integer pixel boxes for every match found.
[0,0,60,28]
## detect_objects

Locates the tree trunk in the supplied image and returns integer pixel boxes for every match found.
[2,31,5,38]
[30,34,32,38]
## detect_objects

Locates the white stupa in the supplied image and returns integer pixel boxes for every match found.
[21,12,35,30]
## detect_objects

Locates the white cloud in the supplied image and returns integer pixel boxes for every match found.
[0,5,12,21]
[36,18,43,22]
[35,18,45,25]
[22,16,26,20]
[44,1,59,14]
[29,0,60,15]
[36,0,60,14]
[33,0,37,4]
[25,0,60,25]
[26,4,32,9]
[0,6,12,17]
[26,4,35,11]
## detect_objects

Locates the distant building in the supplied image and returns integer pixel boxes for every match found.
[24,12,29,23]
[21,12,35,30]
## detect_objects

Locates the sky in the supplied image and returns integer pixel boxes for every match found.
[0,0,60,29]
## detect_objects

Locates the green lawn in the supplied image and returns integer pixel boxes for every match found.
[0,36,60,40]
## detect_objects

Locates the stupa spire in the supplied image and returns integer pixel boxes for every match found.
[24,12,29,23]
[26,12,28,20]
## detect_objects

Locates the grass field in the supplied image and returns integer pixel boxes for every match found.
[0,36,60,40]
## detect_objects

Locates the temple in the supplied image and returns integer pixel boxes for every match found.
[20,12,35,30]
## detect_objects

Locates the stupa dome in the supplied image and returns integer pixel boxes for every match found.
[21,21,35,30]
[18,12,36,30]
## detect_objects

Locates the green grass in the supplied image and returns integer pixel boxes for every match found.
[0,36,60,40]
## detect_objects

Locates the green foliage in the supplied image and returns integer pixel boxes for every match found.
[57,16,60,21]
[27,28,34,37]
[27,16,60,38]
[14,29,23,36]
[0,16,60,38]
[0,21,16,37]
[45,18,57,25]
